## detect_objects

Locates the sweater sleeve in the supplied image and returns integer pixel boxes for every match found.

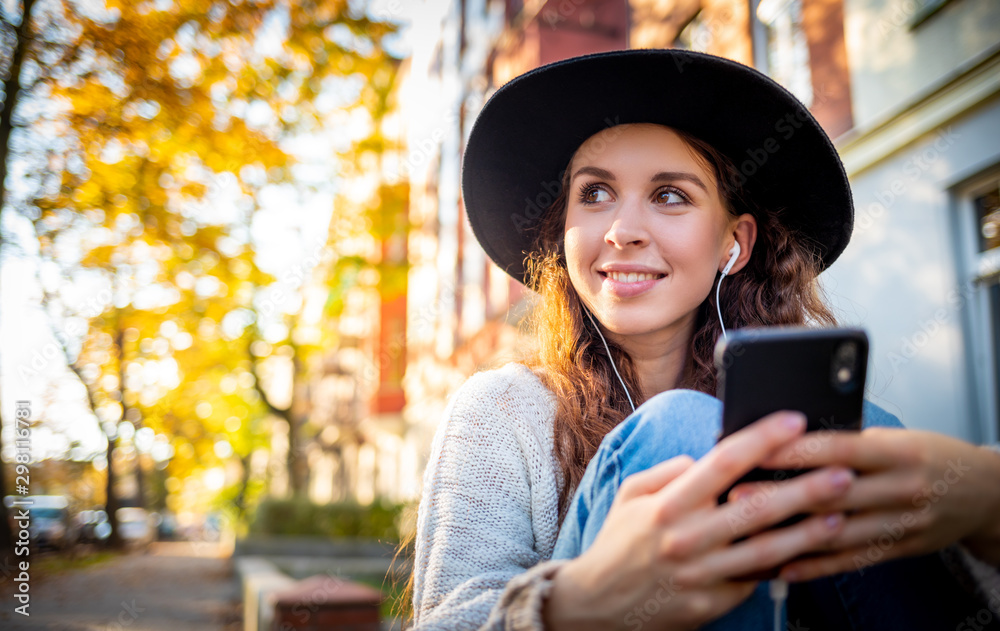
[411,365,561,630]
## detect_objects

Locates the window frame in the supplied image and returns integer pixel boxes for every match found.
[953,166,1000,444]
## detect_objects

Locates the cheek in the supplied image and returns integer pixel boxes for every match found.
[563,224,592,273]
[563,224,599,297]
[664,218,725,268]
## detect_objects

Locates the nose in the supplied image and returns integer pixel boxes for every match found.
[604,199,649,249]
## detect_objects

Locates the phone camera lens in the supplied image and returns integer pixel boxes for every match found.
[831,341,860,393]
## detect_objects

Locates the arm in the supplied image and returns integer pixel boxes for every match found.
[411,367,560,630]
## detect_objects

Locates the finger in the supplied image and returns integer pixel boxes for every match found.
[673,512,846,586]
[618,455,696,502]
[728,481,772,502]
[656,411,807,516]
[669,467,853,557]
[760,427,918,472]
[811,469,922,513]
[811,508,930,553]
[778,536,927,583]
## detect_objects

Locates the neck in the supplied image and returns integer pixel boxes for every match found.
[607,316,697,401]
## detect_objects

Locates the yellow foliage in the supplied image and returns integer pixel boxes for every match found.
[24,0,400,517]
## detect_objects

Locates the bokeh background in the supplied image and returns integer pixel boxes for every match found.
[0,0,997,628]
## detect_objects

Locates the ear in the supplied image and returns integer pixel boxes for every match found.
[720,213,757,275]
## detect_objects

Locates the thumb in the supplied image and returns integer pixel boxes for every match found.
[618,454,696,501]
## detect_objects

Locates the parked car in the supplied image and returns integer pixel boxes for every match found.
[115,507,154,548]
[74,509,112,545]
[4,495,77,551]
[151,511,180,541]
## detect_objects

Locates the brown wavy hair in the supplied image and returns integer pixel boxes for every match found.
[521,127,838,518]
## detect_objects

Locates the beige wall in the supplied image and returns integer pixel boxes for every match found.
[844,0,1000,128]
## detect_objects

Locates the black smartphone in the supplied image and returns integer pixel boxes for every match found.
[714,326,868,522]
[713,327,869,580]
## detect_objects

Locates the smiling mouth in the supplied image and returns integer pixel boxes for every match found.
[600,271,666,283]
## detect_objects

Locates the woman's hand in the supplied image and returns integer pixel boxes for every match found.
[542,412,856,631]
[752,428,1000,582]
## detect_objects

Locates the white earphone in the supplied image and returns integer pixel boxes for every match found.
[717,242,741,339]
[722,242,741,276]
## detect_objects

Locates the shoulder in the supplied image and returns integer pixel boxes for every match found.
[453,362,553,403]
[446,363,557,431]
[862,399,905,429]
[434,362,559,469]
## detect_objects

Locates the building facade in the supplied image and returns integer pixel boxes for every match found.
[321,0,1000,506]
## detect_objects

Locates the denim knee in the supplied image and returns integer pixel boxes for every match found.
[552,389,723,558]
[601,388,723,486]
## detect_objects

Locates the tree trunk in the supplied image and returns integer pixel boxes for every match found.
[103,325,127,549]
[288,353,310,496]
[0,0,39,556]
[119,338,144,510]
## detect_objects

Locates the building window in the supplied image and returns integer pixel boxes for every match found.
[976,187,1000,253]
[957,174,1000,443]
[754,0,812,107]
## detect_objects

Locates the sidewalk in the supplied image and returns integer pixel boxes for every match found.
[0,542,240,630]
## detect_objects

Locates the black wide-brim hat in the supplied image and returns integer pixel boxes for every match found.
[462,48,853,284]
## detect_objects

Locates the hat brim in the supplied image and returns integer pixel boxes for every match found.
[462,49,853,284]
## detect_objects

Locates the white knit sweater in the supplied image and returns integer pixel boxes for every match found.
[411,363,564,630]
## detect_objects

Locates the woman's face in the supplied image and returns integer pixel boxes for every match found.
[564,123,736,346]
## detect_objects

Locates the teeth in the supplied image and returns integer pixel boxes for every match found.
[607,272,660,283]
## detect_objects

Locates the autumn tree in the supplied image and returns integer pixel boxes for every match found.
[3,0,399,544]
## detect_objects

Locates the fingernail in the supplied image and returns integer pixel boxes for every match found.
[825,513,844,530]
[829,469,852,490]
[781,412,806,431]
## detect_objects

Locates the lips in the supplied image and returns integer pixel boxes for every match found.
[598,270,666,297]
[603,271,664,283]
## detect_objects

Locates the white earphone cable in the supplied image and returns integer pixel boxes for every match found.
[584,308,636,413]
[716,271,728,340]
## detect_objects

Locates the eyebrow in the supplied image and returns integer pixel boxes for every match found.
[571,166,709,194]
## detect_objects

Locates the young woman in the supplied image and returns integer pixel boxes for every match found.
[410,49,1000,630]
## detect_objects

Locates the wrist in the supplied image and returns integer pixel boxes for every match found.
[542,559,606,631]
[962,445,1000,566]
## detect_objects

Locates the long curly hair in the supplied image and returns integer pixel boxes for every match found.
[521,127,838,519]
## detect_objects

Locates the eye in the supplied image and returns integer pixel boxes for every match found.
[578,184,612,204]
[653,187,689,205]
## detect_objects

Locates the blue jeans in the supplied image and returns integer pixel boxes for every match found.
[552,389,999,630]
